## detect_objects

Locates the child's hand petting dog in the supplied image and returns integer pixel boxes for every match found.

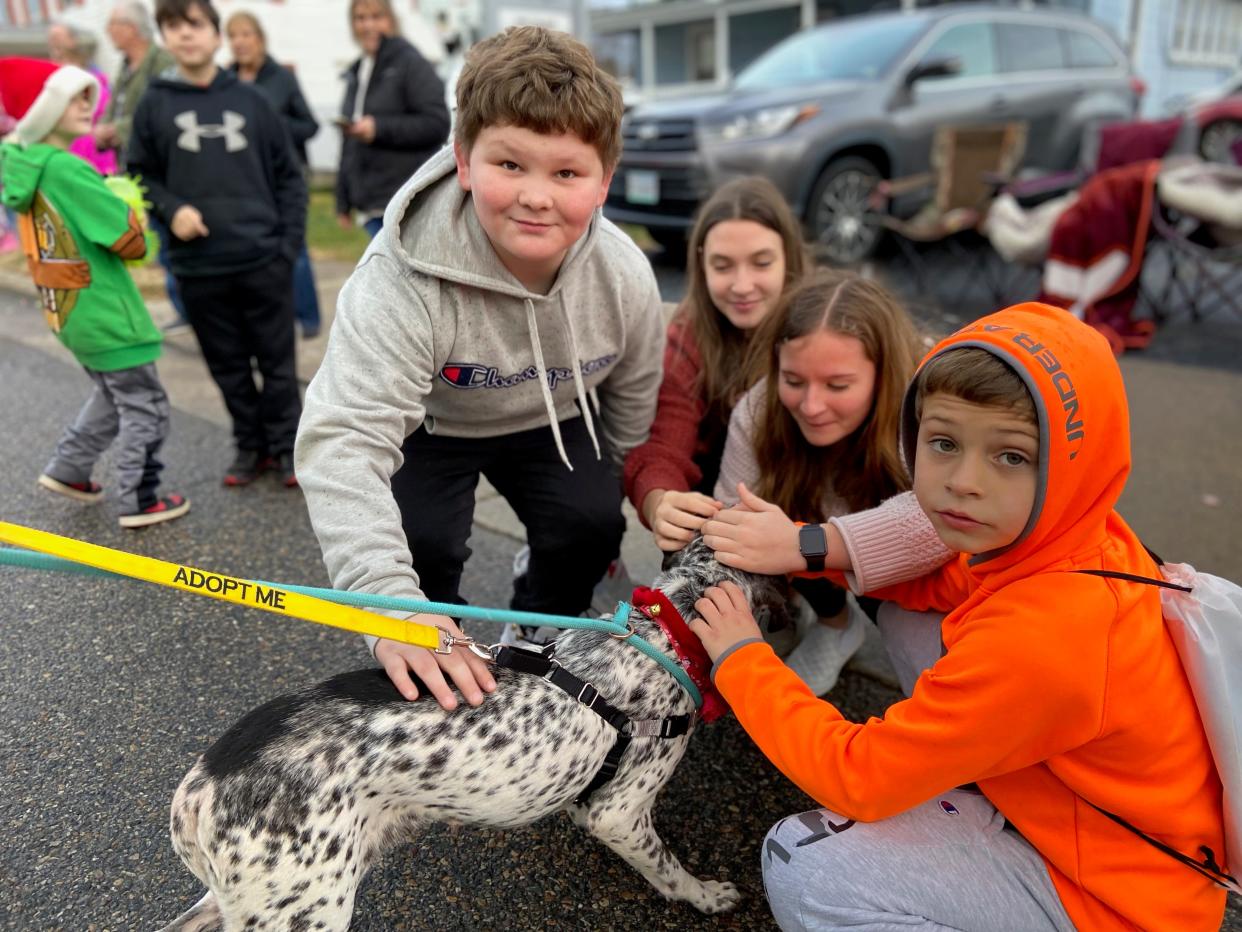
[374,614,497,710]
[690,581,763,662]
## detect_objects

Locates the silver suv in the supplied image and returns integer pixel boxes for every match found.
[606,4,1140,264]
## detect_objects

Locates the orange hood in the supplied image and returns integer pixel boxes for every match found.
[901,303,1136,583]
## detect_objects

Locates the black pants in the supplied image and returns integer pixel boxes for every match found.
[793,576,881,622]
[390,418,626,614]
[179,258,301,455]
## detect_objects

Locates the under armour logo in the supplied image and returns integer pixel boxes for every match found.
[174,110,248,153]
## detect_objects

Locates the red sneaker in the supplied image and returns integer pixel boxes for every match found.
[119,494,191,528]
[38,473,104,503]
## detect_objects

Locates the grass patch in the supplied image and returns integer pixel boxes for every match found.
[307,189,370,263]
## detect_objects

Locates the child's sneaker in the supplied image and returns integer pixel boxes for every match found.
[37,473,104,503]
[784,601,867,696]
[223,450,269,486]
[118,494,190,528]
[276,451,298,488]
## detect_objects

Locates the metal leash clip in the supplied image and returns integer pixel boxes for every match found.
[434,627,498,662]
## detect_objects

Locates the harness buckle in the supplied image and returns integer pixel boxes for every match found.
[576,681,600,708]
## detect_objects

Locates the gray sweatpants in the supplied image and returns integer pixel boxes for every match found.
[45,363,170,515]
[761,606,1076,931]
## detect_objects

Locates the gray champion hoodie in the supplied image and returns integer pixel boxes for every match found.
[295,146,664,639]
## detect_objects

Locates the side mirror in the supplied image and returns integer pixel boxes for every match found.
[904,56,962,87]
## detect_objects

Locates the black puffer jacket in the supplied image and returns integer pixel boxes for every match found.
[336,35,449,216]
[228,57,319,166]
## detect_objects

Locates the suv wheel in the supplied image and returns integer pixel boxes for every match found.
[1199,118,1242,164]
[648,227,689,264]
[807,156,882,265]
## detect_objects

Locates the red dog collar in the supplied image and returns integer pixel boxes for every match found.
[630,585,729,723]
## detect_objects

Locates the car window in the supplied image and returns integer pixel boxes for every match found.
[996,23,1067,73]
[734,16,926,90]
[1063,28,1118,69]
[920,22,997,79]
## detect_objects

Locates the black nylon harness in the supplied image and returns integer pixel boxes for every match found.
[493,644,695,804]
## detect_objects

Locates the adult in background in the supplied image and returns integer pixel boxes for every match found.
[226,11,322,339]
[93,1,187,333]
[47,22,117,175]
[336,0,449,238]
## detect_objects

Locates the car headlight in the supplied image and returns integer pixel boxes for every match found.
[711,103,821,142]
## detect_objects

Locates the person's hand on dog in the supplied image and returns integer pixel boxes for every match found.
[702,483,806,574]
[690,581,761,662]
[643,489,723,552]
[375,614,496,710]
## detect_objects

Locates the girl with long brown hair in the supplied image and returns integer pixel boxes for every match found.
[712,268,924,693]
[624,176,809,551]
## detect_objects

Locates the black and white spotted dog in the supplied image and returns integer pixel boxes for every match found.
[158,537,791,931]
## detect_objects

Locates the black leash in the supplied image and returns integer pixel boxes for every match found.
[494,644,694,805]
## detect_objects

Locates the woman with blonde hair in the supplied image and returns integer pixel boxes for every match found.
[624,176,810,551]
[336,0,449,237]
[712,269,925,693]
[225,10,321,337]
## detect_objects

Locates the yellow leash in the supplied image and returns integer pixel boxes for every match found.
[0,520,441,649]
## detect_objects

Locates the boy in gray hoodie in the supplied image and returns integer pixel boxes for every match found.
[296,27,664,709]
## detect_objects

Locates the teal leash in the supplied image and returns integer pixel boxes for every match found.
[0,546,703,707]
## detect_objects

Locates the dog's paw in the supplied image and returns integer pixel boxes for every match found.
[687,878,741,914]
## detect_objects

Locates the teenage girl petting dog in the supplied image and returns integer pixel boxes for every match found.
[695,304,1228,930]
[714,270,948,695]
[624,183,945,695]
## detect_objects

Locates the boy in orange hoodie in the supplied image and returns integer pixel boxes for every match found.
[695,303,1226,930]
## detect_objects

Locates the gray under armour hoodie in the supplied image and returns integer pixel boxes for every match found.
[295,146,664,646]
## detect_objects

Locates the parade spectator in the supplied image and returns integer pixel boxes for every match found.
[712,269,927,694]
[0,58,188,527]
[297,27,664,710]
[694,304,1227,932]
[46,23,117,175]
[225,10,322,339]
[624,177,808,554]
[127,0,306,488]
[94,0,187,333]
[335,0,449,238]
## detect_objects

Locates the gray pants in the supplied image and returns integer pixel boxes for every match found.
[761,607,1076,931]
[45,363,170,515]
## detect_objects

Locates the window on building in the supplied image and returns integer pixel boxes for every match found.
[728,6,801,76]
[920,22,997,78]
[1170,0,1242,67]
[654,18,716,85]
[996,22,1067,73]
[594,29,642,86]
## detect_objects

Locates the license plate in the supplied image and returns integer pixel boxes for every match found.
[626,170,660,206]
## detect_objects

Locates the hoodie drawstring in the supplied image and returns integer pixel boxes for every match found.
[524,298,573,471]
[559,294,603,464]
[522,296,603,472]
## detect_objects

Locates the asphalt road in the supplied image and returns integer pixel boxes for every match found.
[1,243,1240,930]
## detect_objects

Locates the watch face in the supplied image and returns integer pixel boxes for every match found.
[799,525,827,558]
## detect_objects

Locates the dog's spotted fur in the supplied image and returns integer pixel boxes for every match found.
[158,538,791,931]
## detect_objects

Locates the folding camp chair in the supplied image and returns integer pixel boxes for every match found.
[1140,161,1242,325]
[869,122,1028,306]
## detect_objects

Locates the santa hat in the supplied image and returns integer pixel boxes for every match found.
[0,58,99,145]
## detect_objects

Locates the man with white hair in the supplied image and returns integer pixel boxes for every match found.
[91,2,173,166]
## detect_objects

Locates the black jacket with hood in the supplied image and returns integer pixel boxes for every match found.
[227,56,319,166]
[126,68,306,277]
[336,34,449,216]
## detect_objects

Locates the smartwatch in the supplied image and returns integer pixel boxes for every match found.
[798,524,828,572]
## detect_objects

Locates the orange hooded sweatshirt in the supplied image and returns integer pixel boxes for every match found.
[713,303,1226,931]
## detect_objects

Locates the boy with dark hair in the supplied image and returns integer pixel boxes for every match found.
[696,304,1226,930]
[127,0,306,486]
[0,58,189,528]
[296,26,664,711]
